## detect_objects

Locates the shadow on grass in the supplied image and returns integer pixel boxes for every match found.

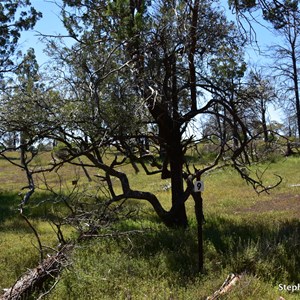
[0,192,20,223]
[116,215,300,285]
[0,155,20,161]
[0,191,65,232]
[204,216,300,283]
[1,190,300,287]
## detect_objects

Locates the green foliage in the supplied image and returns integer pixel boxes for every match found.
[263,0,299,29]
[229,0,257,11]
[107,0,149,38]
[191,142,220,164]
[0,0,42,74]
[0,48,54,149]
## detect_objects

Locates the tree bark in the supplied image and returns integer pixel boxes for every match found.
[0,245,73,300]
[167,129,188,227]
[291,45,300,140]
[261,98,269,143]
[192,178,204,273]
[206,273,242,300]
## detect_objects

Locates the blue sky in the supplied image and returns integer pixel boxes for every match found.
[20,0,283,121]
[20,0,66,65]
[22,0,278,65]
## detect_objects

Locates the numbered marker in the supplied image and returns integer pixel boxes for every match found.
[194,180,204,192]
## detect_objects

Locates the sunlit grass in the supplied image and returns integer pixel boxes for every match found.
[0,152,300,299]
[48,216,300,300]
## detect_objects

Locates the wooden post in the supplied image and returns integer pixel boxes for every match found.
[194,174,204,273]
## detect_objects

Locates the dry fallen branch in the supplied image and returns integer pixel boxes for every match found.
[206,273,242,300]
[0,226,146,299]
[78,229,146,241]
[0,244,73,300]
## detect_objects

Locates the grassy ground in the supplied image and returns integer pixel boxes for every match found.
[0,153,300,299]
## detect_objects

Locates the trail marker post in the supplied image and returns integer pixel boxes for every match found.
[193,176,204,273]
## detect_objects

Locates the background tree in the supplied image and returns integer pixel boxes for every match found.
[0,0,41,76]
[242,69,277,143]
[0,1,42,148]
[207,38,247,149]
[262,0,300,140]
[1,48,44,149]
[0,48,57,204]
[229,0,300,140]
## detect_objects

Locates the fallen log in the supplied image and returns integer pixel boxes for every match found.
[0,228,145,299]
[0,244,73,300]
[206,273,242,300]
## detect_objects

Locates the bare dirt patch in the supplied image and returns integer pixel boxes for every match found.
[235,193,300,218]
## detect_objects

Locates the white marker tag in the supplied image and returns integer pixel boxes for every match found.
[194,180,204,192]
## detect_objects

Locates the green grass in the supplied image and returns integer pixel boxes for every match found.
[48,216,300,299]
[0,153,300,299]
